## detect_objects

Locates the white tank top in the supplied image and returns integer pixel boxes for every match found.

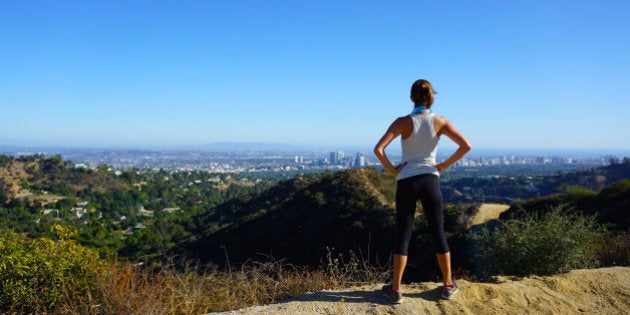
[397,113,440,180]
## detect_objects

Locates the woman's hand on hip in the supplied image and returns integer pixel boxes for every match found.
[434,162,446,174]
[394,161,408,174]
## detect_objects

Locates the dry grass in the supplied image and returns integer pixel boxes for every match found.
[59,250,388,314]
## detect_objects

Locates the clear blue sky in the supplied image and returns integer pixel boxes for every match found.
[1,1,629,150]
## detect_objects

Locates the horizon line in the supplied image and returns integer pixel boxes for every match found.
[1,143,630,156]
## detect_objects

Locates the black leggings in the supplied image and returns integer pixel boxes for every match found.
[394,174,449,255]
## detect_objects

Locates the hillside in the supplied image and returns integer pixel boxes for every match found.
[504,178,630,231]
[0,155,125,204]
[0,154,276,259]
[182,168,510,270]
[184,162,630,281]
[441,158,630,203]
[0,156,34,200]
[213,267,630,315]
[184,169,399,266]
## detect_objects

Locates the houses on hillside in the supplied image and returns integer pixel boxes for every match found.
[36,200,183,234]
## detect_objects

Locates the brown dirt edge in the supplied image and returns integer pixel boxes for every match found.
[210,267,630,314]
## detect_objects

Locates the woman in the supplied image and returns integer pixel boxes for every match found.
[374,79,471,303]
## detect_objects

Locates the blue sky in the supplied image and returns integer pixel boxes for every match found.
[1,1,629,150]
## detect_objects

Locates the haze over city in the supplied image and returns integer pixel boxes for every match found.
[2,1,629,150]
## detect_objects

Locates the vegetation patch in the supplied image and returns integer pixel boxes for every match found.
[470,206,607,277]
[0,225,104,313]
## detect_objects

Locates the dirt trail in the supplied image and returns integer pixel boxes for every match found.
[471,203,511,226]
[212,267,630,314]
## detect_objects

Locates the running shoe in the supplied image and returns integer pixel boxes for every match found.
[381,284,403,304]
[441,281,459,299]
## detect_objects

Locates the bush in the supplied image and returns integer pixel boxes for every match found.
[470,206,607,277]
[599,232,630,266]
[0,225,104,313]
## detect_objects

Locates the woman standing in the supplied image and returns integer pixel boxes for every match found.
[374,79,471,303]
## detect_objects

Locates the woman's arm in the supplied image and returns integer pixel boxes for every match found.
[435,117,472,173]
[374,117,409,175]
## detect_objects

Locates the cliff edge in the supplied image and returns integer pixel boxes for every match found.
[212,267,630,314]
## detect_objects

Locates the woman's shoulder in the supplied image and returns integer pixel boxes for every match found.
[430,114,447,129]
[391,115,414,137]
[431,113,449,123]
[393,114,412,124]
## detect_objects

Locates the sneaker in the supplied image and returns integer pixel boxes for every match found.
[381,284,403,304]
[441,281,459,299]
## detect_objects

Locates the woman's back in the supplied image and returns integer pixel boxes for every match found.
[398,113,439,180]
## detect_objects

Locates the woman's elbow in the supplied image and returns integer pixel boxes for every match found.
[462,142,472,153]
[373,146,383,157]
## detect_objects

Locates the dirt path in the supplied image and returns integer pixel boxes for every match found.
[212,267,630,314]
[471,203,511,226]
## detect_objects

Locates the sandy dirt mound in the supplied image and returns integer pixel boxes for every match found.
[213,267,630,314]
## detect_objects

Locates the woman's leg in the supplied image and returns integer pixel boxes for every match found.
[418,175,453,285]
[392,177,418,290]
[436,252,453,286]
[392,254,407,291]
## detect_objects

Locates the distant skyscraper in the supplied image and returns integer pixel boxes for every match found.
[330,151,339,165]
[355,153,365,167]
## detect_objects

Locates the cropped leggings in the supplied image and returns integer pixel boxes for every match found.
[394,174,450,255]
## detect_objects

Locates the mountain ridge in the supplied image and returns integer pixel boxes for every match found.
[185,168,398,266]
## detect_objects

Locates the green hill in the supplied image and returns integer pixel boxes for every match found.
[183,169,398,266]
[0,154,274,259]
[183,160,630,280]
[504,179,630,231]
[440,158,630,203]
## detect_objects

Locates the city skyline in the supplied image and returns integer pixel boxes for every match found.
[1,145,624,174]
[2,1,629,149]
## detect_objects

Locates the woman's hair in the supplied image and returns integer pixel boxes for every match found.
[410,79,436,108]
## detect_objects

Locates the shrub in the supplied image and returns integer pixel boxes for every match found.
[0,225,104,313]
[599,232,630,266]
[470,205,606,277]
